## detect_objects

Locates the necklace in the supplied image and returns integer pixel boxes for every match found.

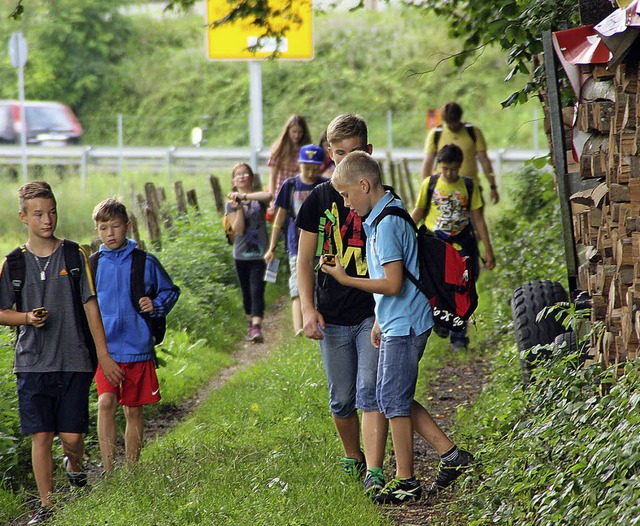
[33,254,51,281]
[28,239,57,281]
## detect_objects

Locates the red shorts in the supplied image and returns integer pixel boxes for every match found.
[94,359,161,407]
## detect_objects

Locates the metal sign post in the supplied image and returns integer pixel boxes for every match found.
[8,31,28,183]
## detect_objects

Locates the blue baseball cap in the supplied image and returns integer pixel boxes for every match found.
[298,144,325,165]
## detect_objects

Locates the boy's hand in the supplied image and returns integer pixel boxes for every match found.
[264,249,275,265]
[139,296,154,314]
[482,249,496,271]
[27,308,48,328]
[319,255,345,282]
[371,319,381,349]
[302,307,325,340]
[100,355,125,387]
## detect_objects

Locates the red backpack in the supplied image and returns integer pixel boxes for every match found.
[374,207,478,331]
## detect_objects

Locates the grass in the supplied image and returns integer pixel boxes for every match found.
[43,337,394,526]
[0,166,237,255]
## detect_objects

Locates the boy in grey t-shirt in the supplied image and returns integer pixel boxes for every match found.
[0,181,123,525]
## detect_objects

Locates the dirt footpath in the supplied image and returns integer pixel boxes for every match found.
[13,298,487,525]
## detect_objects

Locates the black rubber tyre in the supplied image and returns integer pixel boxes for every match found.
[554,331,591,368]
[511,280,569,383]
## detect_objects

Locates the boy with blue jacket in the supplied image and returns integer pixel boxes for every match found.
[321,151,472,504]
[92,198,180,472]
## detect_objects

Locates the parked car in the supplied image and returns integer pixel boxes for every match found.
[0,100,83,146]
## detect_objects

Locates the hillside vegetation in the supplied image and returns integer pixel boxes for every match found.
[0,3,544,150]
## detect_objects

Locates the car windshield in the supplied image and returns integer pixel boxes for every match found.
[25,105,74,133]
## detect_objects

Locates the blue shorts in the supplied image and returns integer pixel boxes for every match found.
[376,329,430,418]
[319,316,379,416]
[17,372,93,434]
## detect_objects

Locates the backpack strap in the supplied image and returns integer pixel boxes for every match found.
[63,240,98,372]
[5,245,27,312]
[130,248,148,307]
[373,206,425,296]
[435,123,475,150]
[465,123,476,143]
[433,126,443,150]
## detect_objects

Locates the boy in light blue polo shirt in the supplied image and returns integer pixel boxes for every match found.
[320,150,473,504]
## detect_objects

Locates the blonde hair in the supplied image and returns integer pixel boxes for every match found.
[92,197,129,224]
[331,151,382,188]
[18,181,56,213]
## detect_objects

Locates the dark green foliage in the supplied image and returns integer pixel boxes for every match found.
[158,209,242,343]
[417,0,580,107]
[488,166,567,326]
[0,0,131,110]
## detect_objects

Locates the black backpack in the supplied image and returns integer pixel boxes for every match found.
[433,123,476,150]
[6,241,98,371]
[374,207,478,332]
[89,248,166,346]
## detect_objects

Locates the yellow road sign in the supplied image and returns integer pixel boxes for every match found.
[206,0,313,61]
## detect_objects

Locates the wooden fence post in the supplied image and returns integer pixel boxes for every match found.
[175,181,187,214]
[402,158,417,204]
[210,175,225,215]
[144,183,162,249]
[187,189,199,210]
[395,160,409,204]
[386,152,398,194]
[129,212,146,251]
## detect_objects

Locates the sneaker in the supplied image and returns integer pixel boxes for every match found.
[341,455,366,478]
[451,341,468,352]
[245,322,253,341]
[64,456,87,488]
[364,467,385,497]
[426,449,474,496]
[373,476,422,504]
[27,505,54,525]
[249,324,263,343]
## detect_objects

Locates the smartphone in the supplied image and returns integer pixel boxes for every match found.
[33,307,48,318]
[323,254,336,266]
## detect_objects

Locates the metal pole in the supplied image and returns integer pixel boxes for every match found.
[118,114,124,197]
[166,146,175,184]
[249,61,263,174]
[80,146,91,192]
[17,43,27,183]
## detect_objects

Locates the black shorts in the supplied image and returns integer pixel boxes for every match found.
[16,371,93,434]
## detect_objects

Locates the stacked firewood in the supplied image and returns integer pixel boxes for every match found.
[571,57,640,371]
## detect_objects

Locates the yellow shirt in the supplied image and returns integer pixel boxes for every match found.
[415,176,482,236]
[424,124,487,183]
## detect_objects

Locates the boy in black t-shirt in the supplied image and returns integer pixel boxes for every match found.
[295,114,387,495]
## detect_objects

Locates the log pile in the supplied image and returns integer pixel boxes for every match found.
[571,56,640,372]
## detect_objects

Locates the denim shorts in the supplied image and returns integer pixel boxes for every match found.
[377,329,430,418]
[17,371,93,434]
[319,316,379,416]
[288,256,299,298]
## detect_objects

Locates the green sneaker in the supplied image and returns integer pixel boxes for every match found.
[341,455,366,478]
[364,467,385,497]
[373,476,422,505]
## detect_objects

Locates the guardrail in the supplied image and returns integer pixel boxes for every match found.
[0,144,547,179]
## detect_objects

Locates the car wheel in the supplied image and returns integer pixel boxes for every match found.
[511,280,569,384]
